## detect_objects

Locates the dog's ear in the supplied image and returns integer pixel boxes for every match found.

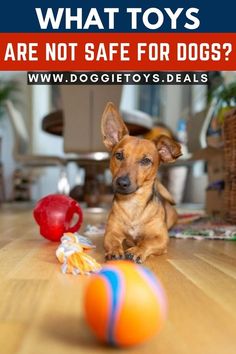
[154,135,182,163]
[101,102,129,151]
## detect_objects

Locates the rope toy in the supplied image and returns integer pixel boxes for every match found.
[56,232,102,275]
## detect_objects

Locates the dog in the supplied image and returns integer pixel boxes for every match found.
[101,102,182,263]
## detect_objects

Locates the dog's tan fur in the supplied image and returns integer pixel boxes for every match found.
[101,102,182,263]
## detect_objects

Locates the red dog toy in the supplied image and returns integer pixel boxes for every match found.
[33,194,83,242]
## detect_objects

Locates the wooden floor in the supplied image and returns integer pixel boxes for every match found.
[0,205,236,354]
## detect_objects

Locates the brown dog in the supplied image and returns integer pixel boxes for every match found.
[101,102,182,263]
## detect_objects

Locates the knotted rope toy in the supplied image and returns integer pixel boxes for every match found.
[56,232,102,275]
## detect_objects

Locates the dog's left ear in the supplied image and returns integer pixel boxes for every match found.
[154,135,182,163]
[101,102,129,151]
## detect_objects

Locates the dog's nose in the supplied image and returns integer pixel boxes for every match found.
[116,176,131,189]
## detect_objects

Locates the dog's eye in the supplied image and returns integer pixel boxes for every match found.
[140,157,152,166]
[115,152,124,160]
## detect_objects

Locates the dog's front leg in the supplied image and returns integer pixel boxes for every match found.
[104,231,126,261]
[125,231,168,264]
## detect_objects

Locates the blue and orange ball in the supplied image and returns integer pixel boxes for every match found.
[83,261,167,347]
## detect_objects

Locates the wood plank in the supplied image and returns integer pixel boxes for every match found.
[148,258,236,354]
[0,279,48,322]
[169,257,236,319]
[196,252,236,280]
[0,323,26,354]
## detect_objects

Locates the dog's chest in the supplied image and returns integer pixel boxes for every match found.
[127,223,140,239]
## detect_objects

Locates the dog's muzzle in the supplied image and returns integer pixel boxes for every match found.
[113,175,136,195]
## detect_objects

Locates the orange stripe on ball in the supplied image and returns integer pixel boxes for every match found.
[84,276,111,342]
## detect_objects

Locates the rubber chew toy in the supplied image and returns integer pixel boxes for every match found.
[56,232,102,275]
[33,194,83,242]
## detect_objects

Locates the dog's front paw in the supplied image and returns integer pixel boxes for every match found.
[105,249,125,261]
[125,247,145,264]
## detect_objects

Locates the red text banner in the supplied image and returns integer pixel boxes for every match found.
[0,33,235,71]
